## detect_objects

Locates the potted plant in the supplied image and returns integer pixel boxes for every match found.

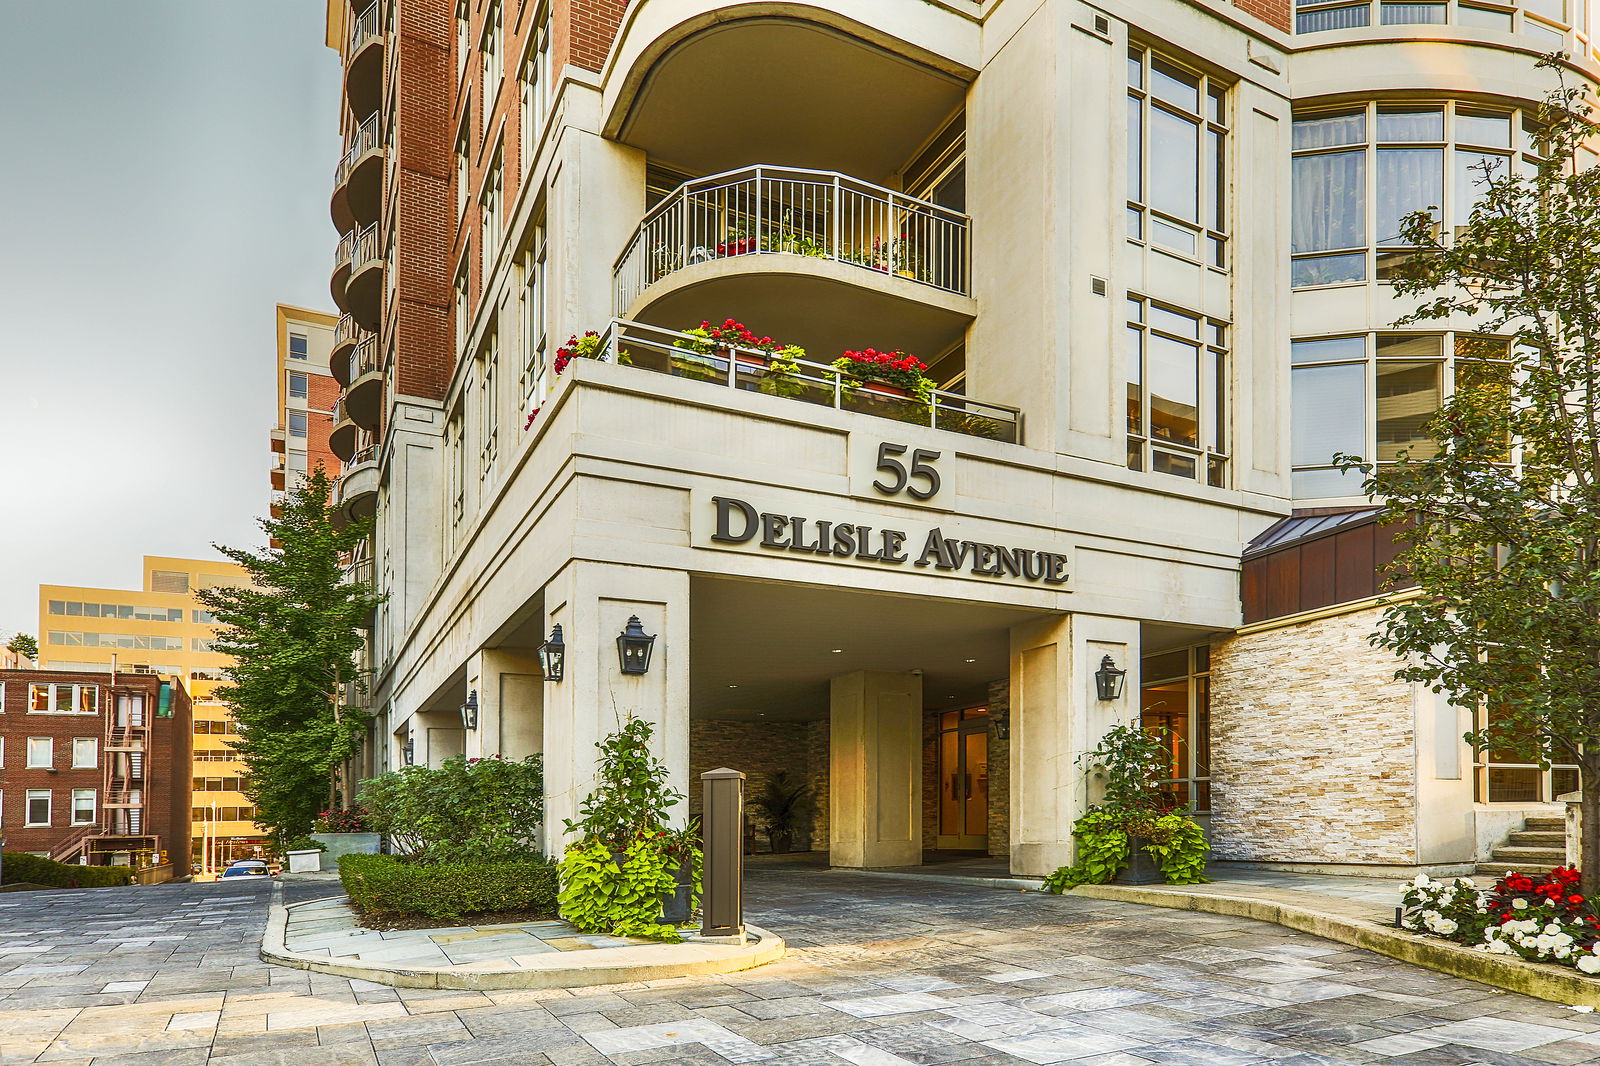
[309,805,380,872]
[758,346,809,400]
[749,770,815,854]
[832,348,933,400]
[717,224,758,258]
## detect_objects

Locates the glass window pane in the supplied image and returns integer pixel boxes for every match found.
[1152,217,1199,256]
[1523,0,1566,23]
[1294,110,1368,150]
[1208,84,1226,125]
[1378,107,1445,142]
[1150,107,1200,221]
[1209,349,1227,454]
[1294,465,1366,497]
[1128,47,1143,88]
[1296,3,1371,30]
[1381,2,1445,21]
[1150,56,1200,112]
[1151,305,1200,337]
[1488,766,1542,802]
[1127,96,1143,202]
[1152,450,1199,479]
[1376,334,1443,359]
[1293,335,1367,364]
[1376,360,1442,460]
[1294,253,1367,287]
[1292,362,1366,467]
[1457,108,1513,148]
[1293,150,1366,252]
[1207,128,1225,232]
[1453,150,1511,229]
[1149,334,1200,447]
[1126,326,1144,433]
[1376,147,1443,245]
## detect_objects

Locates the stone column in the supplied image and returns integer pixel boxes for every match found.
[465,649,544,761]
[829,670,924,868]
[541,561,690,854]
[1008,614,1139,877]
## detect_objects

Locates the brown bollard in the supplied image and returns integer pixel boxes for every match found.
[700,767,745,939]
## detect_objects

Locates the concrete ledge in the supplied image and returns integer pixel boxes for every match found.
[261,897,785,990]
[1068,882,1600,1008]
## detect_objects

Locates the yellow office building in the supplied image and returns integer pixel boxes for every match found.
[38,556,266,865]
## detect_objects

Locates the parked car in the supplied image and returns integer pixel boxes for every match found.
[220,860,272,879]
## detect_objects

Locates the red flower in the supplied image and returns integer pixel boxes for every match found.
[1572,895,1586,905]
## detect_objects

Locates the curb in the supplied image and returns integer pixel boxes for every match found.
[1068,883,1600,1008]
[261,897,785,990]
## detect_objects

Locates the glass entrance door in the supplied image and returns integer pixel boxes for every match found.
[937,707,989,850]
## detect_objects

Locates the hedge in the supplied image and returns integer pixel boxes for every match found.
[337,853,559,922]
[1,853,134,889]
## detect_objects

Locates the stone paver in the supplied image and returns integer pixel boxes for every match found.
[4,871,1600,1063]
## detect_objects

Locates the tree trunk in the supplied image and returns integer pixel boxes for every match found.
[1581,751,1600,899]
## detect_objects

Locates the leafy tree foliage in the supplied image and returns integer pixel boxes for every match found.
[1341,65,1600,891]
[5,633,38,662]
[198,468,380,844]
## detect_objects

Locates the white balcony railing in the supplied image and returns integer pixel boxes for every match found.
[614,165,971,313]
[347,0,382,56]
[347,336,379,383]
[350,222,380,268]
[335,111,383,188]
[334,313,359,349]
[563,320,1021,444]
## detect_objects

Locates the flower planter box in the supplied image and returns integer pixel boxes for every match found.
[717,238,758,257]
[1113,837,1165,885]
[861,382,908,398]
[310,832,381,873]
[285,849,323,875]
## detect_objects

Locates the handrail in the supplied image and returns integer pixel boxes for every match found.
[334,314,359,348]
[614,164,972,312]
[347,336,379,381]
[347,0,383,57]
[335,228,357,269]
[348,443,380,467]
[576,319,1021,445]
[350,223,380,267]
[335,111,383,187]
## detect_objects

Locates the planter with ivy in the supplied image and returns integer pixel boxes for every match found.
[1041,724,1210,893]
[557,718,702,941]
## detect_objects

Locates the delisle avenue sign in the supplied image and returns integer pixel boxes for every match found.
[706,495,1071,587]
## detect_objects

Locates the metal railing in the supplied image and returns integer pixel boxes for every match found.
[347,0,383,56]
[614,165,972,312]
[348,442,380,467]
[579,319,1021,444]
[335,111,383,188]
[334,314,359,349]
[335,228,357,271]
[347,336,379,382]
[350,223,381,268]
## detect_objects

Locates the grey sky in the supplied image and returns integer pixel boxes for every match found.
[0,2,340,640]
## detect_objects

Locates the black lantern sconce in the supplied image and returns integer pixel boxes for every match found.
[538,625,566,683]
[990,707,1011,741]
[401,736,415,766]
[617,616,657,675]
[460,689,479,730]
[1094,654,1128,701]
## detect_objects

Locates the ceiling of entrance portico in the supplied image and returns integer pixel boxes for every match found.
[690,575,1044,721]
[616,18,970,181]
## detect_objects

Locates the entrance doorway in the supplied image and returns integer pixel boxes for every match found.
[936,707,988,850]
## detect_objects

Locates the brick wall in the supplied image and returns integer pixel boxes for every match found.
[558,0,626,76]
[688,719,828,850]
[1234,0,1291,34]
[1209,607,1418,865]
[0,670,191,868]
[306,372,343,474]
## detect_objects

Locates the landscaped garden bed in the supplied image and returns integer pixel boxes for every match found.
[1401,866,1600,975]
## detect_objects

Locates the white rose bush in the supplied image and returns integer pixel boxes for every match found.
[1400,867,1600,974]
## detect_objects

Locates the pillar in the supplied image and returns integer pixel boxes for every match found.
[829,670,924,868]
[1008,613,1138,877]
[465,648,544,761]
[541,561,690,854]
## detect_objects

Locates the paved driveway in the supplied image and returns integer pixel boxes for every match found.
[4,870,1600,1064]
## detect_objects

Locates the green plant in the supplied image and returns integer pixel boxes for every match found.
[757,346,809,399]
[1040,809,1210,891]
[558,837,683,941]
[6,633,38,662]
[1080,724,1179,813]
[0,853,133,889]
[360,754,544,864]
[1041,808,1128,892]
[338,853,558,922]
[283,836,326,853]
[748,771,815,850]
[564,718,681,849]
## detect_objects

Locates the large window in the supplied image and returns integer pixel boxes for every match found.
[71,789,96,826]
[481,0,502,137]
[28,682,98,714]
[1126,297,1229,486]
[1295,0,1576,40]
[288,332,308,361]
[479,333,499,475]
[1293,101,1542,287]
[25,790,50,827]
[481,151,503,282]
[287,370,308,399]
[519,7,551,175]
[1127,45,1229,268]
[1291,331,1512,497]
[72,737,97,769]
[49,601,182,621]
[1477,693,1579,802]
[26,737,53,768]
[1141,645,1212,812]
[49,632,184,651]
[520,223,547,412]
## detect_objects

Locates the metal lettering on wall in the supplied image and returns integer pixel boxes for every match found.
[707,496,1070,586]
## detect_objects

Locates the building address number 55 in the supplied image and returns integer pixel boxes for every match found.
[872,443,941,501]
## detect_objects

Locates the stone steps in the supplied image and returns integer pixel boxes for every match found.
[1524,817,1565,832]
[1480,861,1568,877]
[1476,816,1568,877]
[1507,831,1565,847]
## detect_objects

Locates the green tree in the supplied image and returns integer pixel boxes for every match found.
[1341,65,1600,892]
[6,633,38,662]
[199,467,381,845]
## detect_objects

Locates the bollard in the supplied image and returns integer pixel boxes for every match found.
[701,767,745,939]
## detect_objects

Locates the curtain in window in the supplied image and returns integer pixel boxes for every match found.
[1293,150,1366,253]
[1296,4,1371,31]
[1376,147,1442,245]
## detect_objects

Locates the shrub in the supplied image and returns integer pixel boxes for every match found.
[358,754,543,864]
[282,836,326,853]
[1,853,134,889]
[1402,867,1600,972]
[315,806,371,833]
[338,852,558,922]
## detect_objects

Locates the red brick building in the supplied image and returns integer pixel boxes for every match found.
[0,669,192,875]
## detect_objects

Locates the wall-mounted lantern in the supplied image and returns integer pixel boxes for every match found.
[538,624,565,683]
[460,689,479,730]
[1094,654,1128,701]
[990,706,1011,741]
[616,616,656,675]
[402,736,415,766]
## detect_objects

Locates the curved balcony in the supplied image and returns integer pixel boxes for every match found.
[330,112,385,232]
[334,445,380,531]
[344,1,385,120]
[330,314,360,387]
[604,0,977,178]
[331,231,355,314]
[344,223,383,332]
[344,337,383,431]
[586,319,1021,444]
[615,166,974,360]
[329,399,360,463]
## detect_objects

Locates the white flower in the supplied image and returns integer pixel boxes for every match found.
[1514,899,1529,910]
[1411,874,1432,888]
[1577,954,1600,974]
[1548,924,1564,935]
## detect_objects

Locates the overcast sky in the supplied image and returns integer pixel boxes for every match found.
[0,2,341,641]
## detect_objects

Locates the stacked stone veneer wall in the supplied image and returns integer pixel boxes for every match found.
[919,681,1011,858]
[689,720,828,850]
[1210,606,1419,865]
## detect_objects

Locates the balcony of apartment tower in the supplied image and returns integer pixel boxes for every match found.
[331,110,384,233]
[331,223,383,331]
[603,1,979,371]
[334,432,380,530]
[329,339,380,457]
[343,0,384,122]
